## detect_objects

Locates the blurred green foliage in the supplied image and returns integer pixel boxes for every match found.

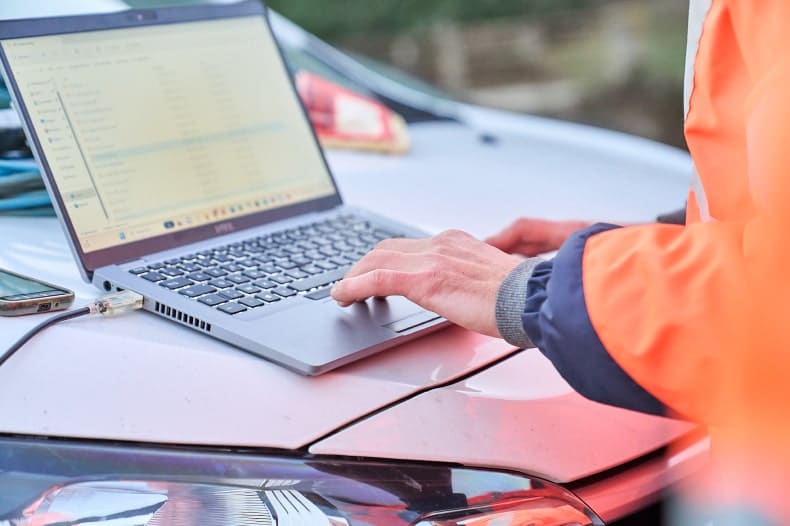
[265,0,597,39]
[125,0,600,39]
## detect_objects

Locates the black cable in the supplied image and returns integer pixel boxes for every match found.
[1,307,91,367]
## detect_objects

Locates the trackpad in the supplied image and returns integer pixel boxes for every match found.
[336,295,439,331]
[384,310,441,333]
[356,295,432,327]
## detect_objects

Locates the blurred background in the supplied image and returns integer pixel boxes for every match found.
[120,0,691,149]
[0,0,692,221]
[4,0,691,151]
[262,0,689,149]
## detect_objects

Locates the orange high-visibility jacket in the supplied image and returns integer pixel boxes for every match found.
[510,0,790,517]
[586,0,790,422]
[518,0,790,421]
[514,0,789,460]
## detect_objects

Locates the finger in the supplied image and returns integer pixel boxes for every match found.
[331,269,417,306]
[343,249,424,280]
[485,221,526,250]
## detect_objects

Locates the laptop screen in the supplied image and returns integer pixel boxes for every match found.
[1,15,336,255]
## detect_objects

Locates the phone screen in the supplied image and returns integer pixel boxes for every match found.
[0,270,64,300]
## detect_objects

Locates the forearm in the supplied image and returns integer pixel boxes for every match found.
[495,224,666,416]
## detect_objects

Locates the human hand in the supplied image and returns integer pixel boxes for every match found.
[331,230,523,338]
[486,218,590,257]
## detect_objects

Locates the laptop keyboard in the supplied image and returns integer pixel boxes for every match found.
[128,214,400,315]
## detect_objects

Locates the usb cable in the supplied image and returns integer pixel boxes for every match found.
[1,290,144,367]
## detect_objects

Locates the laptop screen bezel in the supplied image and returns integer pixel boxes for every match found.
[0,1,343,278]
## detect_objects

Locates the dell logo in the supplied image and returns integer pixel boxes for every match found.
[214,222,236,234]
[127,11,157,22]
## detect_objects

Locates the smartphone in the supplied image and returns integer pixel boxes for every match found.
[0,268,74,316]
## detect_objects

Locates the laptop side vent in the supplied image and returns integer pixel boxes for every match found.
[154,302,212,333]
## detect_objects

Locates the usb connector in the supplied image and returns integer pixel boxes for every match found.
[90,290,144,316]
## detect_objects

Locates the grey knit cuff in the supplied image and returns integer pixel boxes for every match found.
[495,258,543,348]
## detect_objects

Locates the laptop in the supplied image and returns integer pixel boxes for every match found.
[0,1,446,375]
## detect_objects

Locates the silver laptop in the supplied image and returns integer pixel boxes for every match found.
[0,1,446,374]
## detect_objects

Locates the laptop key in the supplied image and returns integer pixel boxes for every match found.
[272,286,297,298]
[222,263,244,273]
[148,262,165,270]
[237,258,258,268]
[160,277,193,290]
[270,274,292,285]
[253,279,277,289]
[129,267,147,275]
[256,292,280,303]
[333,242,354,252]
[289,266,350,292]
[315,260,337,271]
[198,294,227,307]
[242,269,266,280]
[141,271,166,282]
[180,262,202,273]
[285,269,309,280]
[219,289,244,300]
[237,283,261,295]
[187,271,211,282]
[239,296,265,308]
[209,278,233,289]
[179,284,216,298]
[329,256,351,266]
[305,287,332,300]
[291,255,311,266]
[259,264,278,274]
[161,266,184,277]
[204,268,228,278]
[301,264,323,275]
[277,260,299,270]
[296,241,317,251]
[217,302,246,315]
[227,274,250,285]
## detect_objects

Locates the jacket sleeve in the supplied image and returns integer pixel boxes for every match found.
[577,220,753,423]
[495,218,749,422]
[520,224,666,416]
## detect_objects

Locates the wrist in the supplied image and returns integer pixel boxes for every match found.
[495,257,544,347]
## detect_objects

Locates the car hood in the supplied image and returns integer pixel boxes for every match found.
[0,218,519,450]
[0,121,694,483]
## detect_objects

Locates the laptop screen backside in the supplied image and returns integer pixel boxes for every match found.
[0,9,338,272]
